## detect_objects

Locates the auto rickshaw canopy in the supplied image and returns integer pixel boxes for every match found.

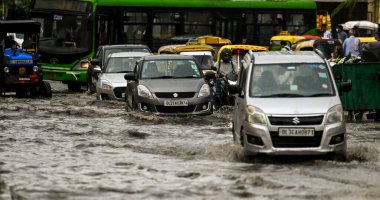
[295,39,342,59]
[157,44,186,54]
[358,37,377,44]
[216,45,268,61]
[197,36,232,45]
[173,44,215,54]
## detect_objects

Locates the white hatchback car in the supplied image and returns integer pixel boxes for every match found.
[96,52,151,100]
[231,51,352,159]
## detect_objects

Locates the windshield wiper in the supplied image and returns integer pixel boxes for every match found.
[260,93,306,97]
[174,76,198,79]
[307,93,333,97]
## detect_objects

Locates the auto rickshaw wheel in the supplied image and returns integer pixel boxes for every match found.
[39,81,52,98]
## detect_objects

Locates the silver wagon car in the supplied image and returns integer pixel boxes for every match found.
[95,52,151,100]
[124,55,215,115]
[230,51,352,159]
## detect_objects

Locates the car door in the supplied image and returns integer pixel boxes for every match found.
[233,61,249,144]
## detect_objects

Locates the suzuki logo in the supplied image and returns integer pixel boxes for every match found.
[292,117,300,125]
[173,93,178,98]
[50,58,58,64]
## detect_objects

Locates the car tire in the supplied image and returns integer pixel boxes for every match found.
[39,81,52,98]
[327,150,347,162]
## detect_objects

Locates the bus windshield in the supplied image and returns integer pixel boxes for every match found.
[33,14,92,54]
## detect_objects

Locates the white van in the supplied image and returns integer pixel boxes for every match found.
[231,51,351,159]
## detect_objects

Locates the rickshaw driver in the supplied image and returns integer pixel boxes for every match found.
[213,48,237,98]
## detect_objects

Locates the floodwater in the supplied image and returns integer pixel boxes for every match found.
[1,81,380,200]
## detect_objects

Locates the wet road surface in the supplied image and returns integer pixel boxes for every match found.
[1,81,380,200]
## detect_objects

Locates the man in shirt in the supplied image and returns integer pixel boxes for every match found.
[322,24,332,39]
[342,29,362,58]
[336,25,348,42]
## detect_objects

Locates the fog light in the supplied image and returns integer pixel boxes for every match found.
[246,135,264,146]
[143,105,148,111]
[330,134,345,145]
[202,104,207,110]
[4,67,9,73]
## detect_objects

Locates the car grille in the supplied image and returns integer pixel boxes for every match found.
[268,115,324,126]
[270,131,323,148]
[155,105,196,113]
[113,87,126,98]
[155,92,195,98]
[9,66,33,75]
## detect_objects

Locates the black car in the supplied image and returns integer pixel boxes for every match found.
[124,55,215,115]
[87,44,151,93]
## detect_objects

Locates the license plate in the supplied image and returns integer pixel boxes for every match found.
[45,72,56,80]
[19,67,26,75]
[164,100,188,106]
[279,128,314,137]
[19,77,30,81]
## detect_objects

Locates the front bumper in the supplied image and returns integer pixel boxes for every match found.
[136,95,214,115]
[97,82,126,100]
[242,121,346,155]
[43,68,87,83]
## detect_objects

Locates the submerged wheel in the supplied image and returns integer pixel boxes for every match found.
[39,81,52,98]
[68,83,82,92]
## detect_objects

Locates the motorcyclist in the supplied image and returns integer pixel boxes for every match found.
[213,48,237,107]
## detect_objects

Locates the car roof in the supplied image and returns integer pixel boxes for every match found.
[142,54,196,61]
[100,44,151,51]
[109,52,151,58]
[252,51,325,64]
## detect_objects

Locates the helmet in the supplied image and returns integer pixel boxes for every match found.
[220,48,232,61]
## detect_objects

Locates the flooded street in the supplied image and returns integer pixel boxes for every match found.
[1,81,380,200]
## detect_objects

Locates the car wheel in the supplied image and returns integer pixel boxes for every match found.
[327,150,347,162]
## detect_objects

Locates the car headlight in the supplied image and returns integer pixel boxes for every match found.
[198,84,210,97]
[4,67,10,73]
[33,66,40,72]
[137,85,153,99]
[100,80,113,90]
[246,106,266,125]
[326,105,343,124]
[72,60,90,70]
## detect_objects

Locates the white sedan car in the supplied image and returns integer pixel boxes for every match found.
[96,52,151,100]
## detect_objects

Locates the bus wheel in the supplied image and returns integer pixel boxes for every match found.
[68,83,82,92]
[39,81,52,98]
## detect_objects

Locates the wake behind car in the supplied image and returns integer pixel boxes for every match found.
[124,55,215,115]
[87,44,152,93]
[95,51,151,100]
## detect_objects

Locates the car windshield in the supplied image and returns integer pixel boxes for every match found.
[105,57,140,73]
[250,63,335,97]
[104,48,150,65]
[141,59,201,79]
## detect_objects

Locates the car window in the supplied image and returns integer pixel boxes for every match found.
[250,63,334,97]
[141,59,201,79]
[105,57,140,73]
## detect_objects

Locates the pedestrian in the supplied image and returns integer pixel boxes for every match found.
[280,41,291,52]
[321,24,332,39]
[342,29,361,58]
[336,25,348,42]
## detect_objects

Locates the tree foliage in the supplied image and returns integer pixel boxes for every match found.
[332,0,380,18]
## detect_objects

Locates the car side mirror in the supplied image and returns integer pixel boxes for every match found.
[93,66,101,73]
[339,81,352,93]
[204,71,215,79]
[90,58,100,66]
[124,72,135,81]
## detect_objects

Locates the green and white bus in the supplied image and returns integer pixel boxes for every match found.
[29,0,317,91]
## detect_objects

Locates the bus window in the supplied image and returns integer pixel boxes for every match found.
[152,12,180,50]
[124,12,148,45]
[184,12,212,35]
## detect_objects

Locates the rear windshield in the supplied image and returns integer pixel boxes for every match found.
[250,63,335,98]
[141,59,201,79]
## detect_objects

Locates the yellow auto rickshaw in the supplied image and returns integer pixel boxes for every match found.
[157,44,186,54]
[295,39,342,60]
[269,31,306,51]
[173,44,216,71]
[196,36,232,54]
[216,45,268,71]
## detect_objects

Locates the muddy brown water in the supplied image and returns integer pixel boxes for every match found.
[1,81,380,200]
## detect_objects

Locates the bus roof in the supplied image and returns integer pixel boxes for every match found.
[95,0,316,9]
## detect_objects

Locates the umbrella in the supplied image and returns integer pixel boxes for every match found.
[341,21,379,31]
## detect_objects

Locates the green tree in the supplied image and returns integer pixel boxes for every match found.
[332,0,380,18]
